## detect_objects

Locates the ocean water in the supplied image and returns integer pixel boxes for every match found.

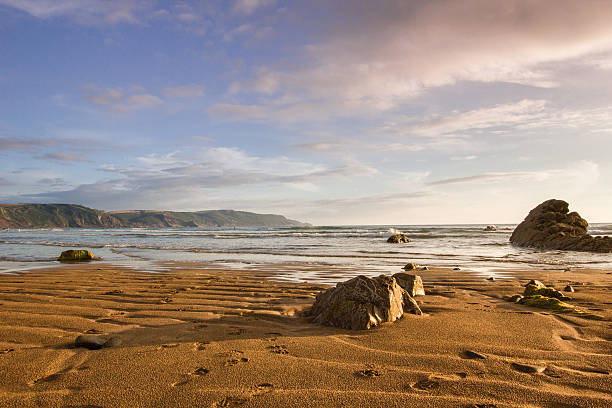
[1,225,611,283]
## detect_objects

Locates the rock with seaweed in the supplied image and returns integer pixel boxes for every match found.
[307,275,422,330]
[58,249,94,262]
[510,199,612,252]
[505,281,603,320]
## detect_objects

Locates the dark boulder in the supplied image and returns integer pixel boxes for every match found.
[58,249,94,262]
[484,225,497,231]
[387,234,411,243]
[308,275,421,330]
[510,199,612,252]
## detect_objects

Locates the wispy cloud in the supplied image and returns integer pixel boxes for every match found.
[38,152,92,163]
[162,84,205,98]
[0,0,149,24]
[427,161,599,187]
[82,86,162,112]
[232,0,275,15]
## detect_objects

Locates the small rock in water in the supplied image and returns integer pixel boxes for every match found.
[387,233,411,243]
[563,285,575,292]
[419,266,429,271]
[511,362,546,374]
[463,350,487,359]
[58,249,94,262]
[484,225,497,231]
[403,263,417,271]
[487,277,495,281]
[452,267,461,271]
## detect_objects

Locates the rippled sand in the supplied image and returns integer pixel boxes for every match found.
[0,263,610,407]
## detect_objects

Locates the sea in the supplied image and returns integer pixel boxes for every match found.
[1,224,611,283]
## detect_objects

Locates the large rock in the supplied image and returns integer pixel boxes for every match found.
[510,199,612,253]
[387,234,411,243]
[393,273,425,296]
[58,249,94,262]
[308,275,422,330]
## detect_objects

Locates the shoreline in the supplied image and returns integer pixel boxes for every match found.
[0,262,610,407]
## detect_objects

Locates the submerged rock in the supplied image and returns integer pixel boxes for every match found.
[387,234,411,243]
[58,249,94,262]
[308,275,421,330]
[510,199,612,253]
[393,273,425,296]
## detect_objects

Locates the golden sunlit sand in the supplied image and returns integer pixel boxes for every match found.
[0,263,610,407]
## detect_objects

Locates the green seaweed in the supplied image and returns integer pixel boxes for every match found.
[518,295,604,320]
[58,250,94,262]
[523,284,568,300]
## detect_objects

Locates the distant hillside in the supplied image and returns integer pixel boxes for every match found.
[0,204,307,229]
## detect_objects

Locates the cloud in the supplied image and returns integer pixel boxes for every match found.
[82,86,162,112]
[22,147,378,209]
[222,0,612,123]
[162,84,205,98]
[232,0,275,15]
[411,99,548,137]
[427,160,599,187]
[38,152,92,163]
[0,177,11,185]
[83,88,123,105]
[0,136,103,152]
[0,0,149,24]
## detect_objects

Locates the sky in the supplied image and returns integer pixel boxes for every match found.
[1,0,612,225]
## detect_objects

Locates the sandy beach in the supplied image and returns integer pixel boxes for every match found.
[0,263,610,408]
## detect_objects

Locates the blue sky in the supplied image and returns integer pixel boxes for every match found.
[1,0,612,224]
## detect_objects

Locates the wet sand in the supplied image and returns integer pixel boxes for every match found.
[0,263,610,407]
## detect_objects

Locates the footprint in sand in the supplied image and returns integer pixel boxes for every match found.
[224,357,249,367]
[268,345,289,355]
[250,383,274,395]
[227,327,246,336]
[194,341,210,351]
[214,396,249,407]
[192,367,210,376]
[356,369,381,377]
[410,378,440,391]
[158,343,180,350]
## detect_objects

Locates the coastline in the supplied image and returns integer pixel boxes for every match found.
[0,263,610,407]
